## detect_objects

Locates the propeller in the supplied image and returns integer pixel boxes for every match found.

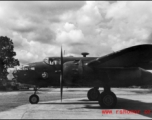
[60,46,63,102]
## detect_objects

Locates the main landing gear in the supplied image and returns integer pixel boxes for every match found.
[87,87,100,101]
[29,87,39,104]
[87,87,117,108]
[98,90,117,108]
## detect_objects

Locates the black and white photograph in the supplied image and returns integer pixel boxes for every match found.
[0,1,152,119]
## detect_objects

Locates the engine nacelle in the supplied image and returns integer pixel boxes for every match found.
[63,60,95,86]
[63,60,82,85]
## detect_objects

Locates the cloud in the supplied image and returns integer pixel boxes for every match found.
[1,1,152,65]
[26,27,56,44]
[104,1,152,50]
[56,22,85,45]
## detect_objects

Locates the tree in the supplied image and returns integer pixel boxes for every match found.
[0,36,20,81]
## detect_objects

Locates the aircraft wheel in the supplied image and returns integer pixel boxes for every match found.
[87,88,100,101]
[98,91,117,108]
[29,94,39,104]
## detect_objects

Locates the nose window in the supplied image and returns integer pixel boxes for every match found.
[30,67,35,70]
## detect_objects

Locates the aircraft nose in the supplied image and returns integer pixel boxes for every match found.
[13,71,28,84]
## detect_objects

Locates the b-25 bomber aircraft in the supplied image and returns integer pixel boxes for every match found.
[13,44,152,108]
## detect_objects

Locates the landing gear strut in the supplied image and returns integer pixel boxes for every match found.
[98,86,117,108]
[29,87,39,104]
[87,87,100,101]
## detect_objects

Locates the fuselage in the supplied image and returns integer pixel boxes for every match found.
[14,56,96,87]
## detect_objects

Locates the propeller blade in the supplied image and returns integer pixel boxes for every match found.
[60,46,63,102]
[60,74,63,102]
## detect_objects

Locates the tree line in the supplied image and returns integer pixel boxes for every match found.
[0,36,19,81]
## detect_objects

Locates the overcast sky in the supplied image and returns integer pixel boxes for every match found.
[1,1,152,65]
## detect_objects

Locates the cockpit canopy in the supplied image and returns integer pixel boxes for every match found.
[44,57,61,65]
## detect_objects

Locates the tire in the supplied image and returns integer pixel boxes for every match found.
[98,91,117,108]
[29,94,39,104]
[87,88,100,101]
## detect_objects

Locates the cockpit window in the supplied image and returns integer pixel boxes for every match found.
[44,57,61,65]
[24,67,28,70]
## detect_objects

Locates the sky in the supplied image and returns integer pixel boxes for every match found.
[1,1,152,65]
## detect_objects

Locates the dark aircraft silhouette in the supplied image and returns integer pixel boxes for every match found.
[13,44,152,108]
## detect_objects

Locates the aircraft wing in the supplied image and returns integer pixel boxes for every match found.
[87,44,152,69]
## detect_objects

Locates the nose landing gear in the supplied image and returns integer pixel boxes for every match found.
[29,87,39,104]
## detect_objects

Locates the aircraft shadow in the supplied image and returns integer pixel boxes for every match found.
[78,99,89,101]
[83,97,152,118]
[39,101,98,105]
[64,90,89,92]
[39,97,152,118]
